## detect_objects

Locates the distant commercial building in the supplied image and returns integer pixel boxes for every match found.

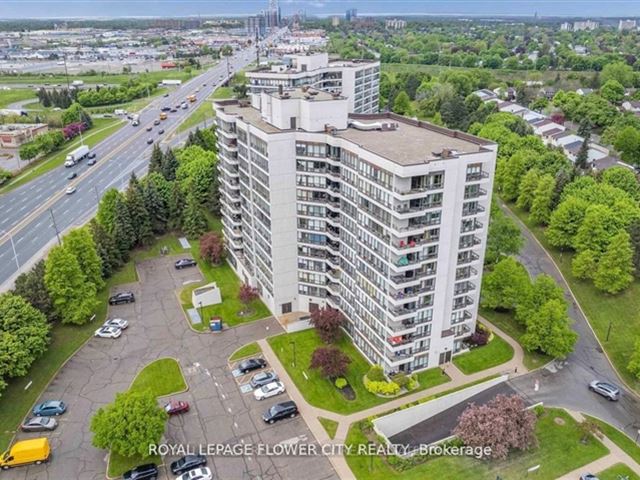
[560,22,572,31]
[331,16,341,27]
[214,87,497,372]
[346,8,358,22]
[573,20,599,31]
[246,15,267,37]
[0,123,48,148]
[385,19,407,30]
[245,52,380,114]
[619,19,637,31]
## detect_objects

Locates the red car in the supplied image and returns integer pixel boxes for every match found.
[164,400,190,415]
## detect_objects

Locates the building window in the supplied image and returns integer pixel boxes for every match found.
[281,302,292,314]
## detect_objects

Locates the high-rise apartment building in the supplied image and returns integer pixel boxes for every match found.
[214,87,497,373]
[245,52,380,114]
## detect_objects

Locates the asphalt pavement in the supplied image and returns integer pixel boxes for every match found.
[0,32,283,290]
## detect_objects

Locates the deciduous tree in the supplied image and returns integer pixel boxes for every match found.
[481,257,531,311]
[516,169,541,211]
[199,232,225,265]
[485,201,523,264]
[310,346,351,378]
[310,306,346,344]
[529,174,556,225]
[521,299,578,358]
[64,227,104,290]
[238,283,259,313]
[594,231,635,294]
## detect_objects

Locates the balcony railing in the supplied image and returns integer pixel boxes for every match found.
[393,183,444,196]
[456,266,478,280]
[459,236,482,249]
[452,296,474,310]
[465,171,490,182]
[464,188,487,200]
[457,252,480,265]
[462,205,486,217]
[454,282,476,295]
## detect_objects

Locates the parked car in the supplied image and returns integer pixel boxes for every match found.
[254,381,285,401]
[176,467,212,480]
[94,326,122,339]
[238,358,267,374]
[109,291,135,305]
[579,475,599,480]
[67,172,77,180]
[103,318,128,329]
[123,463,159,480]
[174,258,197,269]
[21,417,57,432]
[164,400,190,415]
[33,400,66,417]
[65,186,76,195]
[146,126,153,132]
[146,138,154,145]
[170,455,207,475]
[250,371,278,389]
[589,380,620,401]
[262,400,298,424]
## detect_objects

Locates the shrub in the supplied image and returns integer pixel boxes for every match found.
[469,326,490,346]
[391,372,410,389]
[335,377,347,389]
[366,365,386,382]
[364,377,401,396]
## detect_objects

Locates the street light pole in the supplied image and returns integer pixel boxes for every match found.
[49,208,61,245]
[290,341,296,367]
[1,230,20,271]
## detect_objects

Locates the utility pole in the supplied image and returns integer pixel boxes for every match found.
[1,230,20,271]
[255,31,260,67]
[49,208,61,245]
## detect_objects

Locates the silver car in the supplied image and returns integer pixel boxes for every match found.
[589,380,620,401]
[21,416,58,432]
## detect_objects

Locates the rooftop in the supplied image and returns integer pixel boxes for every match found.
[267,88,338,101]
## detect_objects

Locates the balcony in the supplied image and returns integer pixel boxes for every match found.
[464,187,487,200]
[459,236,482,250]
[390,268,435,286]
[326,294,341,308]
[394,201,442,215]
[393,183,444,196]
[466,171,490,182]
[452,296,474,310]
[327,269,340,281]
[461,220,483,233]
[456,266,478,280]
[455,324,472,338]
[457,252,480,265]
[221,137,238,149]
[454,282,476,296]
[392,234,439,251]
[462,205,486,217]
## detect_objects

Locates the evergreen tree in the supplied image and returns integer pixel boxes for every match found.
[182,193,207,238]
[89,219,121,279]
[12,260,59,323]
[112,194,135,260]
[161,148,179,182]
[142,176,169,234]
[594,231,635,294]
[125,173,153,246]
[168,181,185,230]
[440,95,468,130]
[64,227,104,290]
[575,136,590,171]
[577,118,593,138]
[148,144,164,175]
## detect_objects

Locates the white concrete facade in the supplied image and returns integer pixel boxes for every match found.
[246,52,380,114]
[214,88,497,373]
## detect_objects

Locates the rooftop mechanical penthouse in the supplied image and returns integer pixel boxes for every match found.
[214,86,497,373]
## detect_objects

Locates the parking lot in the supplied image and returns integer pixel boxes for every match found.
[4,256,337,480]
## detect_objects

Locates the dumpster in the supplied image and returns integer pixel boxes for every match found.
[209,317,223,332]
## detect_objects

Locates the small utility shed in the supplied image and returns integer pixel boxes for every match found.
[191,282,222,308]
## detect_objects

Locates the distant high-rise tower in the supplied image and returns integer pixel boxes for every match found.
[266,0,281,29]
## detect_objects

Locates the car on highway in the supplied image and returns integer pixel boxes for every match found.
[254,381,285,401]
[147,138,154,144]
[176,467,213,480]
[146,126,152,131]
[170,108,177,113]
[123,463,159,480]
[67,172,77,180]
[237,358,267,374]
[262,401,298,424]
[158,129,165,134]
[153,119,161,125]
[33,400,66,417]
[170,455,207,475]
[589,380,620,401]
[174,258,197,269]
[164,400,190,415]
[161,106,171,112]
[182,103,188,109]
[87,158,97,166]
[108,291,135,305]
[250,371,278,389]
[88,151,96,159]
[163,93,169,97]
[94,326,122,339]
[65,186,76,195]
[103,318,128,329]
[21,417,58,432]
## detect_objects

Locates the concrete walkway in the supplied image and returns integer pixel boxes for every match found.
[557,411,640,479]
[258,323,529,479]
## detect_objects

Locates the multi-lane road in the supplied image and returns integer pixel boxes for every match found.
[0,39,271,290]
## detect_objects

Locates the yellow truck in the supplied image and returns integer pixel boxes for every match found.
[0,438,50,470]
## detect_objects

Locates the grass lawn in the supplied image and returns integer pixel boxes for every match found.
[108,451,161,479]
[585,415,640,465]
[0,260,136,451]
[229,342,261,362]
[0,69,205,86]
[598,463,640,480]
[130,232,186,262]
[85,87,168,114]
[268,329,450,414]
[176,100,214,133]
[318,417,339,439]
[345,408,609,480]
[0,117,124,194]
[505,201,640,392]
[452,333,514,375]
[129,358,186,397]
[480,307,552,371]
[0,88,36,108]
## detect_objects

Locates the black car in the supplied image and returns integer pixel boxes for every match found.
[88,151,96,159]
[175,258,197,269]
[108,291,135,305]
[158,129,165,135]
[170,455,207,475]
[238,358,267,374]
[67,172,77,180]
[147,138,154,145]
[250,371,278,389]
[163,93,169,97]
[262,401,298,424]
[123,463,158,480]
[146,126,153,132]
[161,106,171,112]
[154,119,161,126]
[170,108,177,113]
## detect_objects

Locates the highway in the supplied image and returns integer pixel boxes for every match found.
[0,35,276,290]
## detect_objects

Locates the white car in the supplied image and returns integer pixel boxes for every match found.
[103,318,128,330]
[65,186,76,195]
[176,467,213,480]
[254,381,285,401]
[94,326,122,339]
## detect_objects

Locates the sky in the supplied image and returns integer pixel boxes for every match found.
[0,0,640,19]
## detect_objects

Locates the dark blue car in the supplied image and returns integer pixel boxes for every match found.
[33,400,67,416]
